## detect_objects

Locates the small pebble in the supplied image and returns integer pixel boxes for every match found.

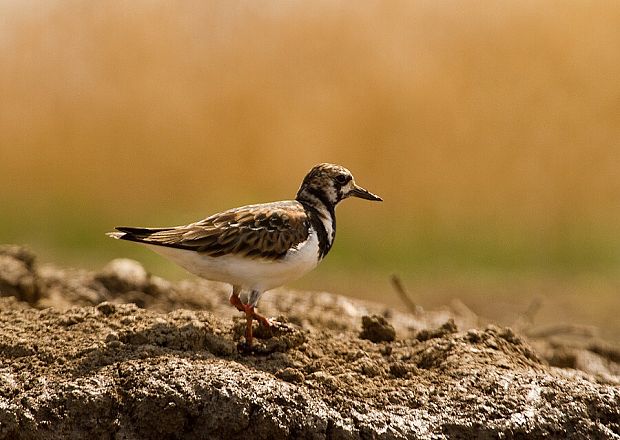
[359,315,396,343]
[96,302,116,316]
[96,259,149,293]
[276,367,305,384]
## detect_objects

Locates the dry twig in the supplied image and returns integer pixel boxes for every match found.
[450,298,480,327]
[525,324,598,339]
[522,296,543,324]
[390,274,416,314]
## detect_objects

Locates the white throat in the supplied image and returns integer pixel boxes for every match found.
[314,204,334,246]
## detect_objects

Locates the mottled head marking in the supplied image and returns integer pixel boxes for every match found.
[296,163,353,207]
[296,163,382,209]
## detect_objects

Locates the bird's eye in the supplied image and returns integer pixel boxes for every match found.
[335,174,349,184]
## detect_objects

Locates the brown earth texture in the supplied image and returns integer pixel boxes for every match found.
[0,245,618,439]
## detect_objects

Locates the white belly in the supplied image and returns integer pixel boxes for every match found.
[142,228,320,292]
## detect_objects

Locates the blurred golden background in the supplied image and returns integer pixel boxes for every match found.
[1,1,619,337]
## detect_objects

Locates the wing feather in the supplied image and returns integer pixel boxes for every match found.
[113,201,310,260]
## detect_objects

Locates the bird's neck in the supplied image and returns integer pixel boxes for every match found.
[296,189,336,259]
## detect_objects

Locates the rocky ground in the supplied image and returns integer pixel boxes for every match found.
[0,245,618,439]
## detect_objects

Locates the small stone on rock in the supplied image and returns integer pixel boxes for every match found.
[276,367,305,383]
[389,362,409,378]
[360,315,396,343]
[416,319,458,341]
[0,253,39,303]
[96,259,149,293]
[96,302,116,316]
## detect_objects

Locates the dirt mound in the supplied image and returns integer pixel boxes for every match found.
[0,246,618,439]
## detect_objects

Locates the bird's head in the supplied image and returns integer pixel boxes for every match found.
[296,163,382,208]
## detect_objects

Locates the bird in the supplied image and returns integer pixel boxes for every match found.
[106,163,382,345]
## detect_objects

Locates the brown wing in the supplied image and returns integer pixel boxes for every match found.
[114,201,310,260]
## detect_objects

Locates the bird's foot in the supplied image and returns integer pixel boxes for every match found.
[241,304,271,327]
[251,309,272,329]
[240,304,273,346]
[229,295,271,329]
[244,314,254,345]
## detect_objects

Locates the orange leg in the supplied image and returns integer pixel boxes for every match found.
[251,308,271,329]
[229,285,245,312]
[241,304,271,345]
[229,287,270,345]
[229,293,245,312]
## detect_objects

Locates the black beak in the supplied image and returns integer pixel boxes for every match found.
[349,184,382,201]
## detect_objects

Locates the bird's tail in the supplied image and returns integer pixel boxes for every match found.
[106,231,126,240]
[105,226,172,243]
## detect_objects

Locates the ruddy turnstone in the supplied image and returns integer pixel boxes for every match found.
[107,163,382,345]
